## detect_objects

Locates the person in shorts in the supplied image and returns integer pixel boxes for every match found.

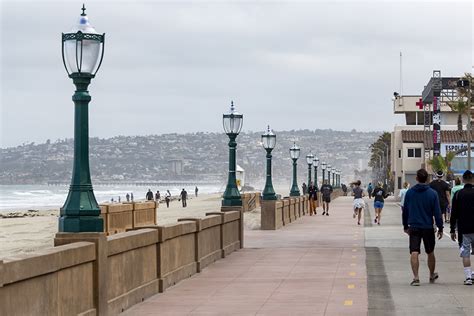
[372,182,388,225]
[429,170,451,223]
[403,168,444,286]
[450,170,474,285]
[320,180,333,216]
[352,180,364,225]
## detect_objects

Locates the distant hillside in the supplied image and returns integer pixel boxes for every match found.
[0,129,380,185]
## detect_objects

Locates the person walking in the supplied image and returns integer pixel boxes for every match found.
[195,186,199,197]
[367,182,373,199]
[146,189,154,201]
[307,181,317,216]
[165,190,171,208]
[429,170,451,223]
[403,168,443,286]
[126,193,130,202]
[342,183,348,196]
[155,190,161,202]
[302,182,307,195]
[373,182,388,225]
[352,180,364,225]
[450,177,464,206]
[450,170,474,285]
[320,180,333,216]
[399,182,410,212]
[180,188,188,207]
[131,192,134,202]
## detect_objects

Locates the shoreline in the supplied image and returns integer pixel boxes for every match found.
[0,192,254,258]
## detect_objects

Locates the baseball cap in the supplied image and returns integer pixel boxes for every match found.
[436,170,444,178]
[463,170,473,180]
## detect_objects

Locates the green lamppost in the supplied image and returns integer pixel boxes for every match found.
[327,164,332,186]
[313,157,319,190]
[261,126,277,200]
[222,101,243,206]
[337,169,341,187]
[306,152,314,188]
[321,161,327,184]
[332,168,336,187]
[289,143,301,196]
[59,5,105,232]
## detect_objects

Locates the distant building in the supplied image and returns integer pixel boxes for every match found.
[391,90,471,196]
[169,159,184,176]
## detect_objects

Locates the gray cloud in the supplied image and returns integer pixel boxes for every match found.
[1,0,471,147]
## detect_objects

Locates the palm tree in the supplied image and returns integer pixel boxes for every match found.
[428,151,456,180]
[446,73,473,132]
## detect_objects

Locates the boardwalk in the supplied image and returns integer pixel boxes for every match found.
[122,197,472,316]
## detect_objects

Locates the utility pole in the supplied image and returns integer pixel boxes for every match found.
[468,75,472,171]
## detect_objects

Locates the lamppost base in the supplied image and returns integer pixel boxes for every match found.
[289,191,300,197]
[222,198,243,207]
[262,194,277,201]
[59,216,104,233]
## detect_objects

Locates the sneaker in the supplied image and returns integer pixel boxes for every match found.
[410,279,420,286]
[326,213,329,216]
[374,218,377,224]
[429,272,439,283]
[322,211,326,216]
[464,278,472,285]
[357,222,360,225]
[353,213,356,219]
[377,222,380,225]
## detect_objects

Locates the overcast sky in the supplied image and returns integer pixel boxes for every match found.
[0,0,472,147]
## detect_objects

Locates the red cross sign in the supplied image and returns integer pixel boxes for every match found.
[416,98,423,109]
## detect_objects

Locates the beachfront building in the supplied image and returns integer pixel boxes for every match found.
[391,94,467,196]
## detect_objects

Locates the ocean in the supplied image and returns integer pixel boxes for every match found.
[0,184,225,212]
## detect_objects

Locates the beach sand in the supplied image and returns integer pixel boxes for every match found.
[0,192,263,259]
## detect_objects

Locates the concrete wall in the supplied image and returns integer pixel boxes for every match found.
[0,208,243,316]
[241,192,261,212]
[261,196,308,230]
[100,201,157,235]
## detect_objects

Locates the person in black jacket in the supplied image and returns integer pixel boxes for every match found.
[146,189,154,201]
[373,182,389,225]
[307,181,317,216]
[450,170,474,285]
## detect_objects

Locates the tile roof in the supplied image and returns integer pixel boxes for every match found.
[401,130,474,149]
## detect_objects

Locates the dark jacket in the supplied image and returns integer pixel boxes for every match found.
[307,185,318,199]
[403,184,443,231]
[450,184,474,234]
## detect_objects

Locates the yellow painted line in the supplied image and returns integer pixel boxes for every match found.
[344,300,353,306]
[352,244,357,246]
[352,249,357,252]
[350,263,356,267]
[347,284,355,289]
[352,255,357,259]
[349,272,356,277]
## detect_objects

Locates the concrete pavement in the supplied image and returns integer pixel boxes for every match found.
[121,196,472,315]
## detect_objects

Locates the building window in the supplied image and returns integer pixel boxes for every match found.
[398,150,401,158]
[407,148,422,158]
[398,177,402,190]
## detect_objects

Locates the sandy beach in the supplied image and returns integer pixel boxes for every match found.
[0,192,263,259]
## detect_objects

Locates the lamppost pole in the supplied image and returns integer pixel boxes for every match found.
[321,161,327,185]
[289,143,301,196]
[332,168,336,187]
[59,6,105,232]
[262,126,276,200]
[222,101,243,206]
[313,157,319,191]
[306,152,314,189]
[327,164,332,187]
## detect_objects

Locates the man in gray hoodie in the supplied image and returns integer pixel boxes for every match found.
[403,168,444,286]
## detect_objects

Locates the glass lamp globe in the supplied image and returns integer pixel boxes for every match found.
[306,152,314,165]
[62,5,105,76]
[261,125,276,150]
[313,157,319,167]
[223,101,243,135]
[321,162,327,170]
[289,143,300,160]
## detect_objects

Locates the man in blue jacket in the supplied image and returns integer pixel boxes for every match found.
[403,168,444,286]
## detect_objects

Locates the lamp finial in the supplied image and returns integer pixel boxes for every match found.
[81,4,87,16]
